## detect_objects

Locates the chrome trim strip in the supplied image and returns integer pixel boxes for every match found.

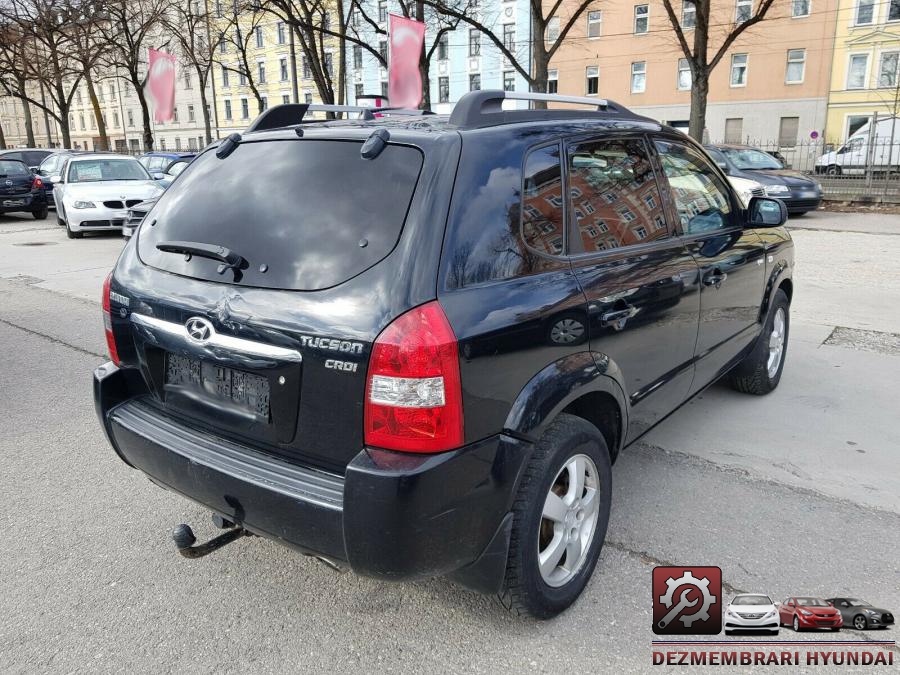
[131,312,303,362]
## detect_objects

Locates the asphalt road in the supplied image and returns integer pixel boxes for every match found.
[0,210,897,674]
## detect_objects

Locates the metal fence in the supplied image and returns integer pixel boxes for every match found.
[710,137,900,202]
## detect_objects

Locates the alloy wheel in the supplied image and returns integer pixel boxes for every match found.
[537,454,601,587]
[854,615,867,630]
[549,319,585,345]
[767,308,786,379]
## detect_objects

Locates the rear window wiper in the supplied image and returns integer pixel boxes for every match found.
[156,240,246,275]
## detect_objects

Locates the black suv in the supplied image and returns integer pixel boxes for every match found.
[0,157,49,219]
[94,91,793,619]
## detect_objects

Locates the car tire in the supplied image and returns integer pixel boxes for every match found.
[498,413,612,619]
[831,627,841,632]
[853,614,868,630]
[789,211,808,217]
[32,206,48,220]
[793,616,801,632]
[728,289,789,395]
[825,165,842,176]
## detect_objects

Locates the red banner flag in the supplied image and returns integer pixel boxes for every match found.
[146,48,176,123]
[388,14,425,110]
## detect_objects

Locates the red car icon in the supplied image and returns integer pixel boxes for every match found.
[778,597,843,631]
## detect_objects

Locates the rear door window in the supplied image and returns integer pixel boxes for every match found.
[138,139,423,291]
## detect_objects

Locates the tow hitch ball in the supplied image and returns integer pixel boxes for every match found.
[172,515,250,559]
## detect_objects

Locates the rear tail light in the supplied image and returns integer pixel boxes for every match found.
[102,272,121,365]
[32,176,43,190]
[364,301,463,453]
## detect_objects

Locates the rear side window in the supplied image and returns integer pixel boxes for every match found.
[654,140,733,234]
[23,151,49,166]
[138,140,423,291]
[567,137,668,253]
[522,144,565,255]
[0,160,30,176]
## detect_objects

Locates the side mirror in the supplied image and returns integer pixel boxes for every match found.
[152,172,165,180]
[748,197,787,227]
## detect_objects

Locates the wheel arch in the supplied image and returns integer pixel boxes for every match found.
[503,351,628,462]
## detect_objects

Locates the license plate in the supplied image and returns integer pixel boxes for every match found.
[2,199,24,206]
[113,210,129,219]
[165,352,270,418]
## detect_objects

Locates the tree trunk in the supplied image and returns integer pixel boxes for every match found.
[530,15,548,108]
[337,0,346,106]
[688,69,708,141]
[17,78,36,146]
[0,122,6,149]
[199,76,213,145]
[85,74,109,151]
[59,117,72,148]
[133,80,154,151]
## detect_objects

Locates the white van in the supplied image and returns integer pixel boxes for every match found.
[816,117,900,175]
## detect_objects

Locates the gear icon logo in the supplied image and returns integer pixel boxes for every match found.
[652,566,722,635]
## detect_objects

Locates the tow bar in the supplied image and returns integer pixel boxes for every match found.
[172,516,251,559]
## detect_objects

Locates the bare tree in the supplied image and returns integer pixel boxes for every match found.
[100,0,173,151]
[164,0,228,143]
[0,22,37,145]
[426,0,594,101]
[660,0,777,140]
[65,2,111,149]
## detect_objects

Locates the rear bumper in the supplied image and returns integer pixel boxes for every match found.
[94,363,531,592]
[0,192,44,212]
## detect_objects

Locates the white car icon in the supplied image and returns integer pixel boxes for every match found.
[724,594,780,635]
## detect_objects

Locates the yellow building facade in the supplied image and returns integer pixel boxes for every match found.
[825,0,900,142]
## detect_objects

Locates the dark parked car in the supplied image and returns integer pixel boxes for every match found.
[778,597,843,631]
[94,92,794,619]
[0,147,54,171]
[705,144,822,215]
[826,598,895,630]
[36,149,90,208]
[0,158,49,219]
[122,197,157,238]
[138,151,196,178]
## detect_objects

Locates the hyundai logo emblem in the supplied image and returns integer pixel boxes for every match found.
[4,180,11,186]
[185,316,213,343]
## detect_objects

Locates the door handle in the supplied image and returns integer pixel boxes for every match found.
[702,270,728,287]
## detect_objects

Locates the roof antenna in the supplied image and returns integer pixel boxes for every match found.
[361,128,389,160]
[216,133,242,159]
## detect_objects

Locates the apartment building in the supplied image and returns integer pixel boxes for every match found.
[345,0,531,112]
[211,2,331,133]
[824,0,900,142]
[548,0,838,144]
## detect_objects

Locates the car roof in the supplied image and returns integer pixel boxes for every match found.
[0,147,52,153]
[0,156,28,164]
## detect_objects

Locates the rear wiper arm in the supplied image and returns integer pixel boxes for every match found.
[156,240,246,275]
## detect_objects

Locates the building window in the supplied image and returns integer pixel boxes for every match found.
[160,138,166,150]
[255,26,263,48]
[302,57,311,79]
[113,111,119,128]
[189,137,197,150]
[324,53,333,77]
[219,33,227,54]
[546,16,560,42]
[631,62,646,93]
[682,1,696,28]
[735,0,752,23]
[79,113,85,130]
[241,98,249,119]
[785,49,805,83]
[730,53,748,86]
[277,21,286,44]
[172,106,179,123]
[503,23,515,51]
[879,51,899,87]
[224,100,232,120]
[586,66,599,95]
[304,92,313,104]
[239,69,246,85]
[587,10,602,37]
[855,0,874,25]
[469,29,481,56]
[547,69,558,93]
[778,117,799,147]
[439,76,450,103]
[258,61,266,83]
[280,94,289,105]
[381,81,388,97]
[469,73,481,91]
[724,118,743,143]
[184,71,192,89]
[261,96,267,111]
[677,58,692,90]
[175,137,182,150]
[322,12,330,30]
[353,46,362,70]
[847,53,869,89]
[280,58,289,81]
[127,110,134,127]
[634,4,649,33]
[379,40,387,62]
[503,71,515,91]
[221,64,230,87]
[378,0,386,23]
[890,0,900,21]
[437,34,448,60]
[354,84,363,100]
[792,0,810,17]
[188,104,195,122]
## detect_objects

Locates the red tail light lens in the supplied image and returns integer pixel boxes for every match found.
[32,176,43,189]
[364,301,463,453]
[102,272,120,365]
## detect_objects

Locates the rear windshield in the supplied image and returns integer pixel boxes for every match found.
[0,160,30,176]
[68,159,149,182]
[138,139,423,291]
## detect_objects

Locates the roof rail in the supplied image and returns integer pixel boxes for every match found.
[449,90,631,129]
[246,103,435,132]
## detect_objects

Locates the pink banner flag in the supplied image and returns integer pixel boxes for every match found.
[146,48,176,123]
[388,14,425,110]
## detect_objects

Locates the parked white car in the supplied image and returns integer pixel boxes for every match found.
[724,594,780,635]
[815,117,900,175]
[54,154,163,239]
